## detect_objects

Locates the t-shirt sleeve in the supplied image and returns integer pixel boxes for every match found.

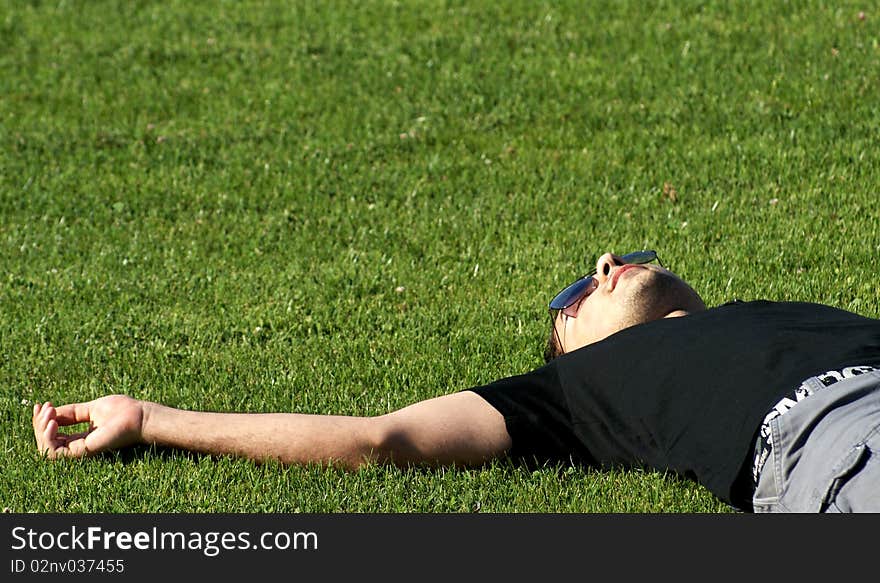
[464,362,593,467]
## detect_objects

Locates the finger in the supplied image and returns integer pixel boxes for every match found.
[40,404,56,429]
[41,420,59,459]
[53,402,93,426]
[32,403,42,430]
[34,408,58,458]
[64,435,90,458]
[34,404,51,432]
[44,418,58,445]
[34,410,45,451]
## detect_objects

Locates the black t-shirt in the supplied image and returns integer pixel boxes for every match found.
[467,301,880,509]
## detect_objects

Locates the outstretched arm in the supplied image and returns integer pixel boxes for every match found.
[32,392,511,469]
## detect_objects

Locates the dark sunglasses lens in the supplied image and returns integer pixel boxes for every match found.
[620,250,657,265]
[549,276,594,310]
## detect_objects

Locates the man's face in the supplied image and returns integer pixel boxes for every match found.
[553,252,705,354]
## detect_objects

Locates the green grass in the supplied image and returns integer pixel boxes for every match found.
[1,0,878,513]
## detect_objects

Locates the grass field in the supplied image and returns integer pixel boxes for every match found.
[1,0,878,513]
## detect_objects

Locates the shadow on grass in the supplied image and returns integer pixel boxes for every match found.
[107,444,205,465]
[100,444,563,475]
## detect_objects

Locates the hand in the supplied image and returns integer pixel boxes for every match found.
[32,395,145,459]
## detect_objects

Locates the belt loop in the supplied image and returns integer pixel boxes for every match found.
[803,376,826,394]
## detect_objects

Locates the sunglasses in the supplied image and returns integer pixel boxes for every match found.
[549,250,662,317]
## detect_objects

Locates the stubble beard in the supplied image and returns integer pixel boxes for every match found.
[616,269,682,330]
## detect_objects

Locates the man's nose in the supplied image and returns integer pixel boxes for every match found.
[594,253,624,283]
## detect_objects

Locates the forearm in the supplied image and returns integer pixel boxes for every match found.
[34,392,508,467]
[140,402,379,469]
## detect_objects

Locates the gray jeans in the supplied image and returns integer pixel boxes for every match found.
[752,370,880,512]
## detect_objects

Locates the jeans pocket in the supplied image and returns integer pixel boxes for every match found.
[816,443,870,513]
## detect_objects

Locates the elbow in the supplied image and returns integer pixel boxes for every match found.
[363,414,420,468]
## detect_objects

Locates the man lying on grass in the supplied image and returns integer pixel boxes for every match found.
[33,251,880,512]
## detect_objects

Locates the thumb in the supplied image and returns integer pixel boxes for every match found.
[53,402,95,427]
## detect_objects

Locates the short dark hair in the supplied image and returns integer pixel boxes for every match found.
[543,322,563,363]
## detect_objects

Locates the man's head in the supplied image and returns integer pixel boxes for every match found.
[544,251,706,362]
